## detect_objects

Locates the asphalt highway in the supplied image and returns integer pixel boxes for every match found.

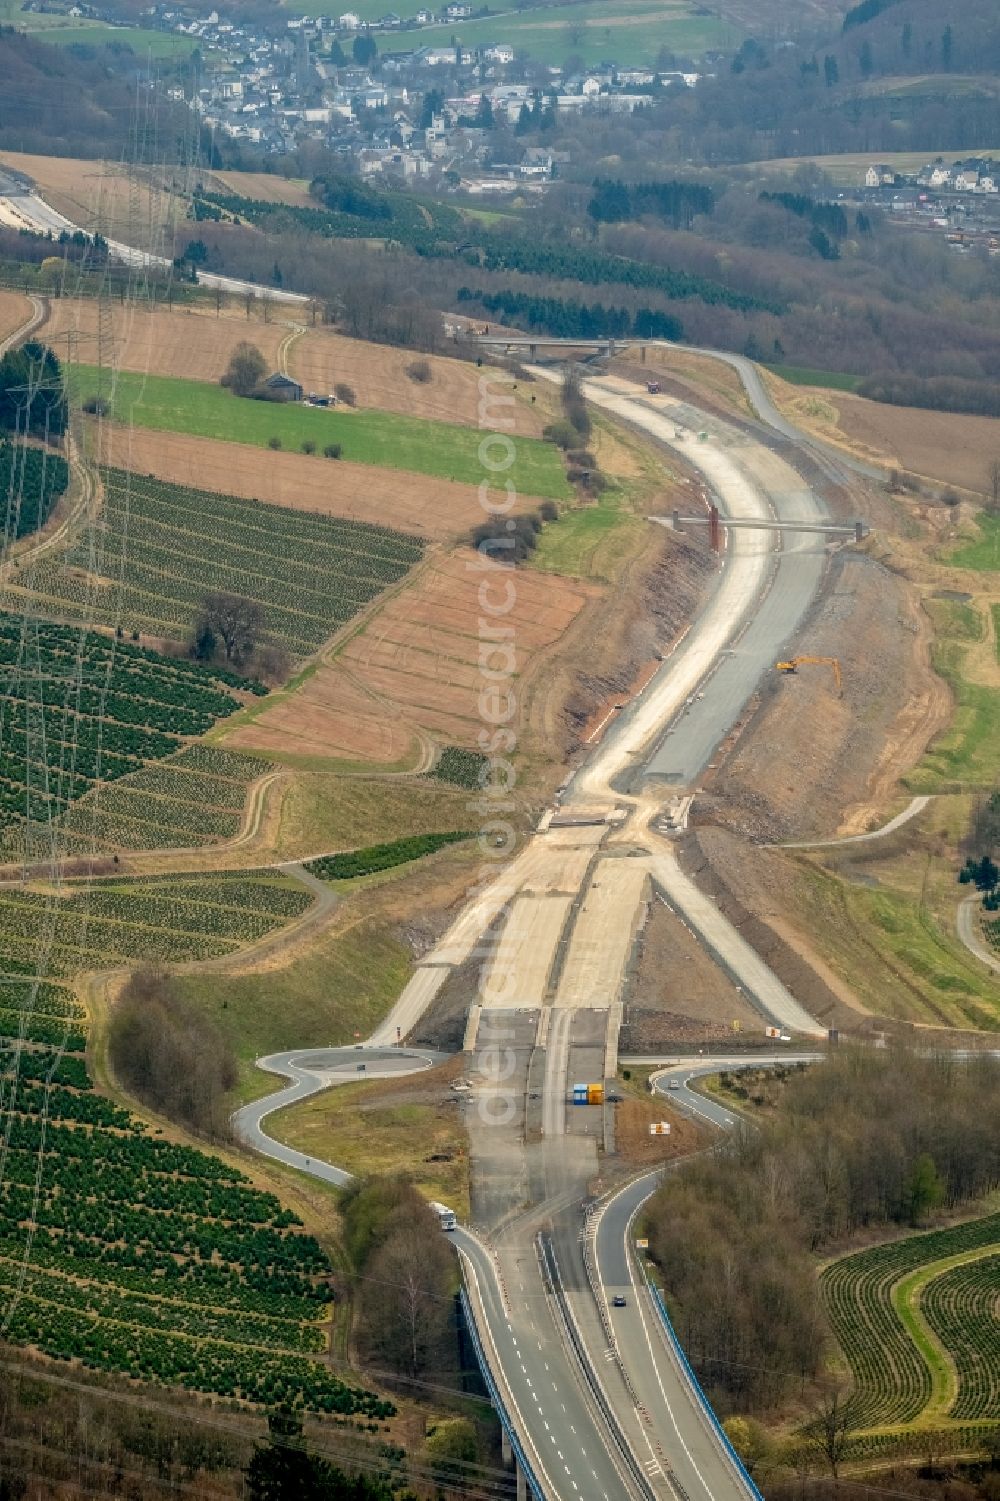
[457,1226,638,1501]
[0,187,309,304]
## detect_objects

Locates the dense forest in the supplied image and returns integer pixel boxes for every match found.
[645,1048,1000,1415]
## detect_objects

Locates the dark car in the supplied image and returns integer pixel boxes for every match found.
[612,1294,627,1308]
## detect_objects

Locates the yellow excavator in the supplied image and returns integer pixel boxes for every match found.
[775,655,842,695]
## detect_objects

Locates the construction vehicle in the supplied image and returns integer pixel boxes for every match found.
[646,380,661,394]
[775,656,842,694]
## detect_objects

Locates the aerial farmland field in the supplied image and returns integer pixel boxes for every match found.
[13,468,423,657]
[71,366,571,498]
[0,965,391,1415]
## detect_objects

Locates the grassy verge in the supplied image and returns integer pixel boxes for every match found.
[763,363,860,392]
[907,601,999,791]
[267,1059,470,1217]
[271,772,473,860]
[71,366,570,499]
[175,917,413,1106]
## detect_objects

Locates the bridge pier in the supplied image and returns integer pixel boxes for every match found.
[516,1459,527,1501]
[528,342,537,358]
[501,1427,512,1468]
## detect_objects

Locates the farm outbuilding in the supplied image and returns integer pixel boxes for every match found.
[262,372,304,402]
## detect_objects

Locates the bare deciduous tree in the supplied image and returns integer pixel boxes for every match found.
[804,1384,858,1478]
[197,592,265,666]
[986,458,1000,512]
[220,341,267,398]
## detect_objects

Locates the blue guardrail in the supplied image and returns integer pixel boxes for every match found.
[460,1288,545,1501]
[644,1271,766,1501]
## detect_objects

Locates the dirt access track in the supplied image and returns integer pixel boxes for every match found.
[45,299,543,437]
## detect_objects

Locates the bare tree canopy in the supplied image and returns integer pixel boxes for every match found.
[220,341,267,398]
[108,968,236,1139]
[196,591,265,666]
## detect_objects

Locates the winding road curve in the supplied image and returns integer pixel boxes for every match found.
[232,1045,442,1186]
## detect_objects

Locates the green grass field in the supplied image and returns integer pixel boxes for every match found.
[73,367,570,499]
[10,16,196,55]
[765,363,861,392]
[948,514,1000,572]
[175,918,413,1104]
[907,601,1000,792]
[531,490,644,578]
[419,5,733,68]
[307,0,740,65]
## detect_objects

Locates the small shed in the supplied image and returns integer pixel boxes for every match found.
[263,372,304,402]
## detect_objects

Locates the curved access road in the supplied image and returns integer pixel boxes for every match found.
[683,345,885,484]
[0,294,46,358]
[956,894,1000,977]
[779,794,932,850]
[231,1045,441,1186]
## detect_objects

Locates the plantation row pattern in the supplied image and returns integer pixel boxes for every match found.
[0,974,393,1416]
[821,1213,1000,1429]
[0,614,265,859]
[922,1254,1000,1420]
[0,871,314,973]
[0,440,68,540]
[16,469,423,659]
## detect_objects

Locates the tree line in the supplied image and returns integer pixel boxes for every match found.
[340,1176,456,1384]
[0,341,66,439]
[588,178,716,229]
[108,968,236,1139]
[457,287,684,341]
[645,1047,1000,1415]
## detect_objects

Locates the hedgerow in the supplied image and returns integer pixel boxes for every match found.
[306,830,470,881]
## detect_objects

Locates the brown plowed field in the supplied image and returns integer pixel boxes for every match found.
[0,290,30,344]
[287,332,544,437]
[228,547,596,760]
[226,667,419,766]
[47,299,541,435]
[0,151,182,242]
[767,373,1000,495]
[46,300,288,384]
[205,171,314,207]
[97,425,507,541]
